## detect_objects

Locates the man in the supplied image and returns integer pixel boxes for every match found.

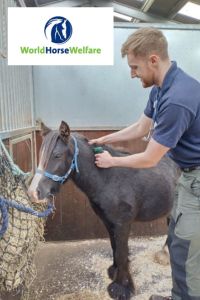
[89,27,200,300]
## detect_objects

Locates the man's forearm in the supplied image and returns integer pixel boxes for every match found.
[94,138,170,169]
[101,122,147,144]
[110,138,169,168]
[112,152,157,168]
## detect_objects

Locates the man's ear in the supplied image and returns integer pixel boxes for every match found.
[149,54,159,65]
[40,122,51,137]
[59,121,70,144]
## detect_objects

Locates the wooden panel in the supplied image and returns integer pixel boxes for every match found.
[12,139,32,172]
[2,134,34,173]
[35,130,168,241]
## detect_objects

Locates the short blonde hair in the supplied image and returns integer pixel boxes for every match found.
[121,27,169,60]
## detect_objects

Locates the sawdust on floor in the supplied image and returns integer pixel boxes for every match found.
[29,236,172,300]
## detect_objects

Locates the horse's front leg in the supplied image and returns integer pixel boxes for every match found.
[107,222,135,300]
[102,220,118,280]
[90,202,118,280]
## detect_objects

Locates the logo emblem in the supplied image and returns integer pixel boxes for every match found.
[44,16,73,44]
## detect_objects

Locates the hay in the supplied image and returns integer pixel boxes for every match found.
[0,151,45,299]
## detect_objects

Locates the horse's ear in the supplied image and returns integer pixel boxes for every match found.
[59,121,70,144]
[40,122,51,137]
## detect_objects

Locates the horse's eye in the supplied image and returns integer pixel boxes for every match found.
[53,153,62,159]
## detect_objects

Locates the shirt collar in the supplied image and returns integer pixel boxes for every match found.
[160,61,178,95]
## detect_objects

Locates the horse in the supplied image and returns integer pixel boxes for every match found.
[29,121,179,300]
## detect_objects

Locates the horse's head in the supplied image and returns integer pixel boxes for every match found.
[28,121,78,201]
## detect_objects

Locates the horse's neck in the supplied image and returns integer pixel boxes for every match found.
[71,138,103,199]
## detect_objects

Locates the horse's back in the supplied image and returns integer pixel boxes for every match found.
[76,135,179,223]
[98,155,179,223]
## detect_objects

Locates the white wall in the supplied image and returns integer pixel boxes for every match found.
[33,24,200,129]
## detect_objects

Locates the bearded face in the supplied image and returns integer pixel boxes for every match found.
[127,53,156,88]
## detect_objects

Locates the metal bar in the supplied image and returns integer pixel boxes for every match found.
[112,2,177,23]
[33,130,37,171]
[17,0,26,6]
[9,133,32,145]
[19,67,23,128]
[0,127,37,139]
[23,0,37,6]
[41,0,90,7]
[114,22,200,30]
[141,0,156,13]
[92,1,177,23]
[0,62,6,131]
[89,0,113,6]
[31,67,35,127]
[168,0,188,19]
[0,61,4,131]
[9,133,35,174]
[6,66,12,131]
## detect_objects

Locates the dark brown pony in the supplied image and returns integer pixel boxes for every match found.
[31,121,179,300]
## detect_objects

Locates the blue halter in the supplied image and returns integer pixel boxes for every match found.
[37,135,79,184]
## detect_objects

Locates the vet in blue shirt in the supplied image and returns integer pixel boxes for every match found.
[144,61,200,168]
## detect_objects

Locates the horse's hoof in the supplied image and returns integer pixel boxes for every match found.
[107,282,134,300]
[107,265,117,280]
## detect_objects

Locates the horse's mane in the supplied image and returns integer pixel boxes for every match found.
[39,131,59,168]
[73,133,131,157]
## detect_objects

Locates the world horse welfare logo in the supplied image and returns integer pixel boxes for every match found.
[20,15,102,56]
[8,7,113,65]
[44,16,73,44]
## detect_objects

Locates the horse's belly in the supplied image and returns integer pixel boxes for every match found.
[135,190,174,222]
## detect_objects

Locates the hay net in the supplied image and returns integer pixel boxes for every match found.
[0,144,45,299]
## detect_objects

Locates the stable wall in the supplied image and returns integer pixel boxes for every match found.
[33,24,200,130]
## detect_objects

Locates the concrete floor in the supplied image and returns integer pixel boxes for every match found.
[27,236,172,300]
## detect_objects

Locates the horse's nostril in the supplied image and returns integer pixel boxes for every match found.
[50,187,56,195]
[36,188,41,199]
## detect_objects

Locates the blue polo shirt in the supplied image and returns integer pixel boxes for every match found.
[144,61,200,168]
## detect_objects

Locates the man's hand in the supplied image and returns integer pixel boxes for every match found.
[95,151,115,168]
[88,137,104,145]
[94,138,170,169]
